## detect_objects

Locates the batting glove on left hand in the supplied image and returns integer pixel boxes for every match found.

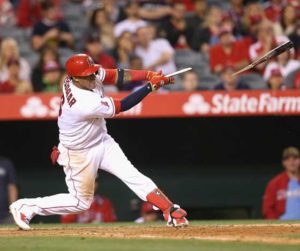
[148,74,174,91]
[146,71,161,81]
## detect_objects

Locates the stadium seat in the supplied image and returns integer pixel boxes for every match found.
[175,49,220,89]
[284,68,300,89]
[238,73,268,89]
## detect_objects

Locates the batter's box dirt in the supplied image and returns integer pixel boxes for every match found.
[1,224,300,245]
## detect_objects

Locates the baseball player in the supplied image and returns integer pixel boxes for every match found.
[9,54,188,230]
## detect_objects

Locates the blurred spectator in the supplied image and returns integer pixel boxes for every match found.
[242,1,265,37]
[39,60,62,93]
[101,0,122,23]
[111,31,134,69]
[249,20,289,71]
[266,68,286,90]
[264,0,284,23]
[180,70,202,91]
[31,46,60,92]
[263,146,300,220]
[185,0,207,48]
[86,33,116,69]
[85,7,116,51]
[114,0,147,38]
[138,0,172,24]
[17,0,62,28]
[0,38,31,83]
[187,0,206,22]
[17,0,42,28]
[31,0,74,51]
[288,24,300,58]
[285,2,300,55]
[222,10,243,39]
[118,55,144,91]
[0,157,18,224]
[83,0,122,23]
[158,2,188,49]
[191,6,223,53]
[0,59,32,94]
[61,179,117,223]
[263,50,300,81]
[290,0,300,19]
[135,25,176,75]
[293,68,300,88]
[209,27,250,75]
[227,0,244,35]
[134,202,159,223]
[181,0,195,12]
[130,54,142,70]
[214,66,250,91]
[0,0,16,27]
[278,4,298,36]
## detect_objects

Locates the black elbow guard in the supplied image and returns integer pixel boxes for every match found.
[116,68,124,88]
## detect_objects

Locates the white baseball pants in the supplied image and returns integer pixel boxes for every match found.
[15,134,157,220]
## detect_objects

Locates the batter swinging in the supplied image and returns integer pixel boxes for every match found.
[9,54,188,230]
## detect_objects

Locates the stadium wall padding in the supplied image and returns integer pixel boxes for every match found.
[0,117,299,221]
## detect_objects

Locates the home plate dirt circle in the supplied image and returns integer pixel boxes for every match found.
[1,224,300,244]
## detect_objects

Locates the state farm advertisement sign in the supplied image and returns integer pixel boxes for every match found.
[0,90,300,120]
[183,92,300,115]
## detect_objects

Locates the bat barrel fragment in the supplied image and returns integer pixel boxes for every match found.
[232,40,294,76]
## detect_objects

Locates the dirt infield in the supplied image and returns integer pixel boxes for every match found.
[1,224,300,244]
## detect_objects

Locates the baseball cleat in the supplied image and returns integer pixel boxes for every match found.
[9,204,31,230]
[167,217,189,228]
[164,204,189,228]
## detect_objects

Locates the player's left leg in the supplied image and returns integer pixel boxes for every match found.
[99,134,188,227]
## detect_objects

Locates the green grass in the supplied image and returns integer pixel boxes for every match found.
[1,219,296,228]
[1,221,300,251]
[0,237,299,251]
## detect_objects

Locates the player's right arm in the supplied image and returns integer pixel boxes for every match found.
[100,68,161,88]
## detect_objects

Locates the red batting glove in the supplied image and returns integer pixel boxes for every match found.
[148,74,174,91]
[146,70,162,81]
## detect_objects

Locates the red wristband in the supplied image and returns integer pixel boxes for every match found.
[129,70,148,81]
[113,98,121,114]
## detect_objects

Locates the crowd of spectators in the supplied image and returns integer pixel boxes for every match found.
[1,0,300,94]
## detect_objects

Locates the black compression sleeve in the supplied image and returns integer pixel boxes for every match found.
[120,83,152,112]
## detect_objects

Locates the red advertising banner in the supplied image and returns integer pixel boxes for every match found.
[0,90,300,121]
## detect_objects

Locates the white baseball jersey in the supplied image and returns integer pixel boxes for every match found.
[58,69,116,150]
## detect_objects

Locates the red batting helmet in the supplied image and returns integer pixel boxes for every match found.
[65,54,100,77]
